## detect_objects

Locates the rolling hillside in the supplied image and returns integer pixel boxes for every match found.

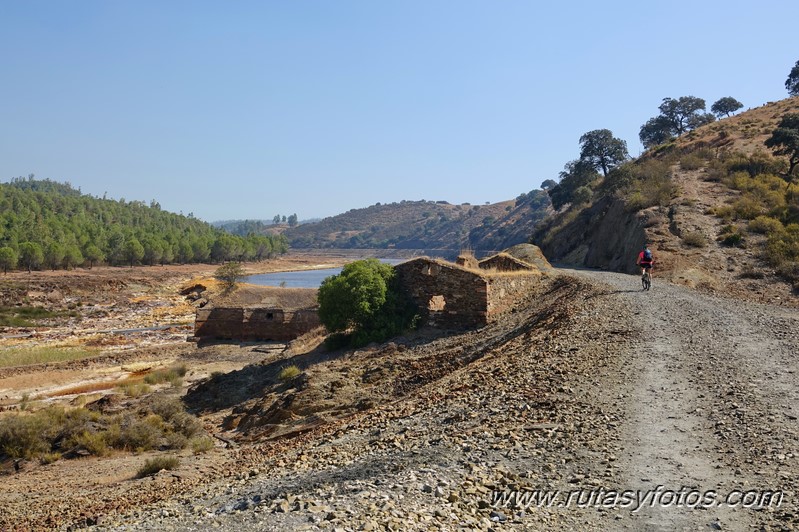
[282,191,551,257]
[532,96,799,298]
[0,177,288,271]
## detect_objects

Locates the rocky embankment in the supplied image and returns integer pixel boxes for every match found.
[64,271,797,532]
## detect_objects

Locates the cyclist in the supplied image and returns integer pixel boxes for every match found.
[636,244,654,281]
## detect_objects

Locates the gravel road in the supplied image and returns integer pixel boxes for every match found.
[67,272,798,531]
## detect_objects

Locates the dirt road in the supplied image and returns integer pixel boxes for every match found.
[8,270,796,531]
[569,269,798,531]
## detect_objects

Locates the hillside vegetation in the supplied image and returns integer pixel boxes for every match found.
[532,97,799,295]
[283,191,551,256]
[0,177,288,272]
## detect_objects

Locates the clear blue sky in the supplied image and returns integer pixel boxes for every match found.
[1,1,797,223]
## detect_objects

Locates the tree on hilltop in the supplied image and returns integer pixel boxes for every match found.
[658,96,712,135]
[765,113,799,178]
[711,97,743,118]
[785,60,799,96]
[578,129,629,177]
[639,96,715,148]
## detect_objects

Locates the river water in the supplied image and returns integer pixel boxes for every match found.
[246,259,406,288]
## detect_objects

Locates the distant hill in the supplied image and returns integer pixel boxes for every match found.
[532,96,799,296]
[214,218,321,236]
[0,177,288,271]
[282,192,552,257]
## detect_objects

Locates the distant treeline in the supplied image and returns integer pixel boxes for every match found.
[0,177,288,272]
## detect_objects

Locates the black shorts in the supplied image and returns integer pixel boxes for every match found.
[640,262,653,270]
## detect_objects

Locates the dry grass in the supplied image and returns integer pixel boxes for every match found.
[136,455,180,478]
[0,346,99,368]
[45,379,126,398]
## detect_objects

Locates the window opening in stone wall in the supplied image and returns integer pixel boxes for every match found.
[428,295,446,311]
[266,313,274,320]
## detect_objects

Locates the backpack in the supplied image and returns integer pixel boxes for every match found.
[643,249,652,261]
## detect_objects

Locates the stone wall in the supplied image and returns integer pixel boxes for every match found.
[395,258,489,328]
[395,257,542,329]
[486,274,541,318]
[195,306,320,341]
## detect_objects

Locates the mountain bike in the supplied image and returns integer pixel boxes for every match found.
[642,270,651,291]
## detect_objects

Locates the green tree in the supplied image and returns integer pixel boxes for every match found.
[571,186,593,205]
[317,259,416,346]
[658,96,708,135]
[62,244,84,270]
[18,242,43,272]
[83,244,104,269]
[287,213,298,227]
[273,214,281,224]
[640,96,713,148]
[0,246,18,274]
[547,159,600,210]
[785,60,799,96]
[578,129,629,177]
[44,242,65,270]
[123,238,144,267]
[639,115,675,148]
[176,241,193,264]
[211,234,238,263]
[765,113,799,178]
[540,179,557,190]
[214,262,246,291]
[711,97,743,118]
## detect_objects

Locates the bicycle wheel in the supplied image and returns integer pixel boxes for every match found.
[644,273,651,290]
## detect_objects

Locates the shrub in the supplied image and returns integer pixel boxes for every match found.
[622,159,676,211]
[136,456,180,478]
[719,225,745,247]
[214,262,246,291]
[0,413,53,459]
[114,415,164,452]
[168,412,202,439]
[571,186,593,205]
[704,160,727,182]
[190,436,214,454]
[765,224,799,268]
[148,395,184,421]
[748,216,785,235]
[680,153,704,171]
[116,382,151,397]
[278,365,302,381]
[64,430,110,456]
[144,365,187,387]
[682,231,708,248]
[318,259,418,347]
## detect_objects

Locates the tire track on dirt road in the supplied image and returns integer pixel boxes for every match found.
[570,269,797,531]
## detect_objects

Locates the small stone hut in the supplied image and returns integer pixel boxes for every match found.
[395,255,544,329]
[194,286,320,341]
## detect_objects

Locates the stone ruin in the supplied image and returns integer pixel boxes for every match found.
[193,244,552,340]
[395,245,550,329]
[194,286,320,342]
